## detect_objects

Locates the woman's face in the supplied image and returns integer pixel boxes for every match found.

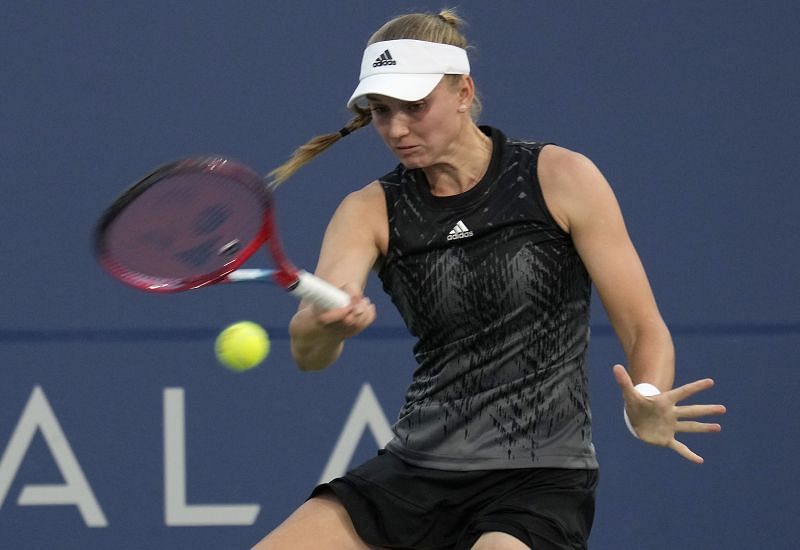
[367,78,467,169]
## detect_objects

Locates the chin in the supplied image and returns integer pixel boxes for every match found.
[397,153,430,170]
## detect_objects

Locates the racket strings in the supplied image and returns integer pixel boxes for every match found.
[103,169,267,283]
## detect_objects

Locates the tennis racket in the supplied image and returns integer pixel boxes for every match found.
[94,156,350,310]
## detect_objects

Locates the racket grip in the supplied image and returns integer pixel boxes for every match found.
[289,271,351,310]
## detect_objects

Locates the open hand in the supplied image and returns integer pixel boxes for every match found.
[613,364,726,464]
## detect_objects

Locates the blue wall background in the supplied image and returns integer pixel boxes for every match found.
[1,1,798,548]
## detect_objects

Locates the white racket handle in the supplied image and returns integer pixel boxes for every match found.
[288,271,351,310]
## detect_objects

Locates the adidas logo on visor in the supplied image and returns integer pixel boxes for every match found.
[373,49,397,67]
[447,220,474,241]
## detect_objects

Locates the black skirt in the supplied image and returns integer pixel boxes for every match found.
[310,450,598,550]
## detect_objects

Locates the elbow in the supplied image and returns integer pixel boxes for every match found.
[292,353,329,372]
[287,308,344,372]
[289,339,340,372]
[290,341,320,372]
[619,316,672,351]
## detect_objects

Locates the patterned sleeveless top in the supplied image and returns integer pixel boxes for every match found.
[377,126,598,470]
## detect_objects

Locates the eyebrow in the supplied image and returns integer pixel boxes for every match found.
[366,96,426,105]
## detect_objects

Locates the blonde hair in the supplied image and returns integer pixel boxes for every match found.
[269,8,477,186]
[369,9,469,47]
[268,106,371,185]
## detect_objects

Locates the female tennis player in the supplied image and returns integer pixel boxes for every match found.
[252,9,725,550]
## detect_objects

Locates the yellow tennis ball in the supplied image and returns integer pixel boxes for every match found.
[214,321,270,372]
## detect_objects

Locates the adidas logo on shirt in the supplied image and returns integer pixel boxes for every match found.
[447,220,474,241]
[373,49,397,67]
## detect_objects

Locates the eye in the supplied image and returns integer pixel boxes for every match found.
[369,104,390,115]
[405,102,426,113]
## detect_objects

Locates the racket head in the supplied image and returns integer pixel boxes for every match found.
[95,157,285,292]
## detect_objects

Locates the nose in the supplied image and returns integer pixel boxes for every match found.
[386,113,410,140]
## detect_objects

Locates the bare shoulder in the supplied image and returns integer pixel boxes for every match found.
[328,180,388,254]
[355,180,387,204]
[537,144,616,233]
[538,144,605,192]
[336,180,386,215]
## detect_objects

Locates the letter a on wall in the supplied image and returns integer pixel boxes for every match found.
[0,386,107,527]
[318,383,394,484]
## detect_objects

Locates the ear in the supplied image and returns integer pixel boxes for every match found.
[457,75,475,107]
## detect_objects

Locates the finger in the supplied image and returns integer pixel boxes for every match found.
[612,364,635,394]
[668,439,704,464]
[344,303,376,330]
[668,378,715,402]
[364,303,377,323]
[316,304,354,325]
[676,421,722,433]
[352,297,374,315]
[676,404,727,419]
[350,305,375,327]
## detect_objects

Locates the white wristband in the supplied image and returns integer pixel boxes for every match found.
[624,383,662,438]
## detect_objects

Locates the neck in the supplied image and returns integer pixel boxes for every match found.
[424,124,492,197]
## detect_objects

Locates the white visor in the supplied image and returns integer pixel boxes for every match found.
[347,39,470,110]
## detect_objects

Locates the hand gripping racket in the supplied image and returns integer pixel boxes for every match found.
[94,157,350,310]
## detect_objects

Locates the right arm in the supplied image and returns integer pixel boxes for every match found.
[289,181,387,371]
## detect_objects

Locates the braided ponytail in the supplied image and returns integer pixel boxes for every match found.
[268,106,371,186]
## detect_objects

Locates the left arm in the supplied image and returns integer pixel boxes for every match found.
[538,145,725,463]
[540,145,673,388]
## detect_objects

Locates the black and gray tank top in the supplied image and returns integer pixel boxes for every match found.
[377,126,598,470]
